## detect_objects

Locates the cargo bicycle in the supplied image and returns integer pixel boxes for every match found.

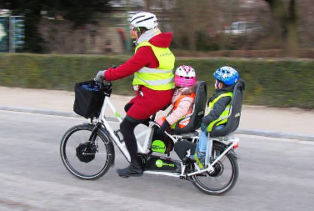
[60,80,244,195]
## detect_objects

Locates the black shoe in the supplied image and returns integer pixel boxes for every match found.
[117,163,143,178]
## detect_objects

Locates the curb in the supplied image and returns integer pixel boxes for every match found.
[236,129,314,142]
[0,106,77,118]
[1,105,313,142]
[0,106,118,122]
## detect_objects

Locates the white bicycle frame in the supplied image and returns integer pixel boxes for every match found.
[97,97,155,162]
[96,95,239,178]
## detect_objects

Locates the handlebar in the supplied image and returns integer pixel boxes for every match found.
[93,79,159,125]
[94,79,112,96]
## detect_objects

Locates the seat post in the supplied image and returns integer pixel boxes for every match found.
[205,136,213,166]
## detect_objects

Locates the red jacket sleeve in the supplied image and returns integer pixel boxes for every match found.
[104,46,159,81]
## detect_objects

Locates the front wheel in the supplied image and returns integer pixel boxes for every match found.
[192,142,239,195]
[60,123,114,180]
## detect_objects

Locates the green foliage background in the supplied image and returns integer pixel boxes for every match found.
[1,53,314,108]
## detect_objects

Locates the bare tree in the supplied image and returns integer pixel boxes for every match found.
[170,0,220,50]
[145,0,151,11]
[264,0,298,56]
[298,0,314,48]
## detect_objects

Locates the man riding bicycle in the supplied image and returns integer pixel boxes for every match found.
[95,12,175,178]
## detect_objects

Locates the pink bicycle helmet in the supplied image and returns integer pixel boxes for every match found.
[174,65,196,87]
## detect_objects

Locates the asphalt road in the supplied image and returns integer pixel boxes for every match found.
[0,110,314,211]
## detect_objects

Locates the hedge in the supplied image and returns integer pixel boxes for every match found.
[1,53,314,109]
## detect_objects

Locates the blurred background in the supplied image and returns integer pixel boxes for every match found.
[1,2,314,210]
[0,0,314,108]
[0,0,313,57]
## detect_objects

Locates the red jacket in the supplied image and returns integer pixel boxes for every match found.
[104,32,173,81]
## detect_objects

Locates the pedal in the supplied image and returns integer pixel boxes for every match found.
[114,129,124,143]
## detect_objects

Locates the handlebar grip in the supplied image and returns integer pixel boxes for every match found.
[102,81,112,86]
[94,79,111,88]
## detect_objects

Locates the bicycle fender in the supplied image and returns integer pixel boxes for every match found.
[228,149,238,159]
[213,140,238,159]
[98,126,116,167]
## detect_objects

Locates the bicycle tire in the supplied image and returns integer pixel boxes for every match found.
[60,123,114,180]
[192,142,239,195]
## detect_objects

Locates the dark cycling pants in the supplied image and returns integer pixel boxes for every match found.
[120,86,173,165]
[120,117,141,164]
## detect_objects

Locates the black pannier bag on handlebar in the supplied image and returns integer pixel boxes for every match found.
[73,80,105,118]
[210,79,246,137]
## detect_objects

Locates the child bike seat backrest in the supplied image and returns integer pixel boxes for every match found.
[172,81,207,135]
[210,79,245,137]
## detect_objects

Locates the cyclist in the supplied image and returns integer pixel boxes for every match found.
[194,66,239,163]
[95,12,175,178]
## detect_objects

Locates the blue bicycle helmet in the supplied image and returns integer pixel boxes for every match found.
[213,66,239,86]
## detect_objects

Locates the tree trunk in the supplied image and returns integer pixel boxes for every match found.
[284,0,298,56]
[265,0,298,56]
[145,0,151,11]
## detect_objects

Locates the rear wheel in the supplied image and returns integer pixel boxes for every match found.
[60,123,114,180]
[192,142,238,195]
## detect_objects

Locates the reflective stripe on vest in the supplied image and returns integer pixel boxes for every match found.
[133,41,175,90]
[206,92,233,132]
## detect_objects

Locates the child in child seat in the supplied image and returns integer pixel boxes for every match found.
[194,66,239,162]
[156,65,197,133]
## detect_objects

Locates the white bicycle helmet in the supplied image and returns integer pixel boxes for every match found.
[130,12,158,30]
[174,65,197,87]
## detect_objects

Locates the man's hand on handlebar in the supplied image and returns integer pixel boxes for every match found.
[94,70,106,83]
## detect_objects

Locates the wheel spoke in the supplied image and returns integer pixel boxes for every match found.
[192,143,238,195]
[60,124,114,180]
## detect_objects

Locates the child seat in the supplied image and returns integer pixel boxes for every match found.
[210,79,245,137]
[171,81,207,135]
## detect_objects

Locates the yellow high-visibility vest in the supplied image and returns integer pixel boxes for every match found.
[206,92,233,132]
[133,41,175,90]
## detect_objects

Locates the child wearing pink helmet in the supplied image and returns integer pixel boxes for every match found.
[156,65,197,134]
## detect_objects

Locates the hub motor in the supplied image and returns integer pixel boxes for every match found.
[209,161,224,177]
[76,142,97,163]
